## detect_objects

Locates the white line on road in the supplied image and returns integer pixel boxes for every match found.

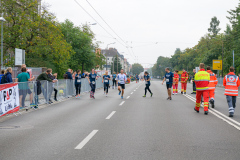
[134,90,136,91]
[119,101,125,106]
[183,93,240,131]
[126,96,130,99]
[131,92,133,94]
[106,111,116,119]
[75,130,98,149]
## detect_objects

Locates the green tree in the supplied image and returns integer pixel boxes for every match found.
[131,63,144,75]
[208,16,221,36]
[110,56,122,73]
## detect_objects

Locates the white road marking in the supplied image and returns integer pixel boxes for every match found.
[106,111,116,119]
[136,88,138,89]
[183,93,240,131]
[119,101,125,106]
[75,130,98,149]
[131,92,133,94]
[134,90,136,91]
[126,96,130,99]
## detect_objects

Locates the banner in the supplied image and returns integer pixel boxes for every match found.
[0,83,20,117]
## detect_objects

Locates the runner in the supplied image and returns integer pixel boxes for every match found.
[116,69,127,99]
[112,72,117,89]
[87,69,98,99]
[162,67,174,100]
[102,71,111,97]
[136,74,139,83]
[143,71,153,97]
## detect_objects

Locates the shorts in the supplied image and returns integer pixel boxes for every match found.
[19,89,32,95]
[166,83,172,89]
[118,84,125,89]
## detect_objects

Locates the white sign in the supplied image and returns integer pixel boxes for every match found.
[15,48,25,66]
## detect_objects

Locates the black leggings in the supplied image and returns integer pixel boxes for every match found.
[75,84,81,95]
[112,80,116,86]
[104,83,109,93]
[90,83,96,93]
[145,84,152,95]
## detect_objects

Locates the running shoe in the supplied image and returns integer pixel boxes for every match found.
[119,91,121,95]
[30,103,36,107]
[76,96,78,98]
[143,95,146,97]
[106,94,108,97]
[151,93,153,97]
[121,96,123,99]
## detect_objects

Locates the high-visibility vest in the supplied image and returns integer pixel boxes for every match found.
[194,69,210,91]
[181,72,188,83]
[173,74,179,84]
[224,74,239,96]
[207,70,218,90]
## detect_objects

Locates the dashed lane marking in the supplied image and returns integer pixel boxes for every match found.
[126,96,130,99]
[106,111,116,120]
[119,101,125,106]
[131,92,133,94]
[75,130,98,149]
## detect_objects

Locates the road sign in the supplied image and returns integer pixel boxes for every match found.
[178,71,183,75]
[213,60,222,70]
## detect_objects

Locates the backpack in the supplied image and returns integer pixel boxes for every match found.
[63,74,68,79]
[1,74,7,84]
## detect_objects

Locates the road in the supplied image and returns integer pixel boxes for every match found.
[0,80,240,160]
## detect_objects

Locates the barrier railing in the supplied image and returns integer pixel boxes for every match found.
[217,78,224,87]
[1,78,112,114]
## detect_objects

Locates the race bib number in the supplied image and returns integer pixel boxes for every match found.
[92,81,95,84]
[145,81,148,84]
[104,80,108,82]
[77,79,81,83]
[92,75,95,78]
[166,79,169,82]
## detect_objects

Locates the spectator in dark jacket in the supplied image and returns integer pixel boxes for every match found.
[65,69,73,79]
[5,67,13,83]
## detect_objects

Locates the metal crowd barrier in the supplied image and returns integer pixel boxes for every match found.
[217,78,224,87]
[12,78,112,110]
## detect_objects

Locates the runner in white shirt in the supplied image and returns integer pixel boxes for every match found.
[116,69,127,99]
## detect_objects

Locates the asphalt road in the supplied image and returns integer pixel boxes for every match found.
[0,80,240,160]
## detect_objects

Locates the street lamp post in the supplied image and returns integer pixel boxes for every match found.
[0,16,6,70]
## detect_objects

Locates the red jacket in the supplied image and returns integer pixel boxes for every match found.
[173,74,179,84]
[223,72,240,96]
[181,72,188,83]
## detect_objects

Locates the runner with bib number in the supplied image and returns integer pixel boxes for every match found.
[143,71,153,97]
[75,70,84,98]
[87,69,98,99]
[102,71,111,97]
[162,67,174,100]
[116,69,127,99]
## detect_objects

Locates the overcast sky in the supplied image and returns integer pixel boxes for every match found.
[42,0,238,68]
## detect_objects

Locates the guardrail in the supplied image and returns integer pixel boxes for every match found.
[3,78,111,112]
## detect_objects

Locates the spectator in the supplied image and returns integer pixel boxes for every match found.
[72,71,76,80]
[15,67,35,109]
[17,64,30,76]
[65,69,73,79]
[0,70,4,82]
[2,67,13,84]
[53,73,58,101]
[37,69,56,104]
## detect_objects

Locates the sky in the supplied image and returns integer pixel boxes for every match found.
[42,0,238,68]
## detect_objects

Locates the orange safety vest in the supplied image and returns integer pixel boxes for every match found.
[206,70,218,90]
[223,72,240,96]
[173,74,179,84]
[181,72,188,83]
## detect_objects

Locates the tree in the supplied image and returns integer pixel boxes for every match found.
[131,63,143,75]
[208,16,221,36]
[110,56,122,73]
[2,0,73,76]
[60,20,99,73]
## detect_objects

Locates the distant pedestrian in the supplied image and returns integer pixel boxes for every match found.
[191,69,196,94]
[173,70,179,95]
[112,72,117,89]
[102,71,111,97]
[72,71,76,80]
[87,69,98,99]
[162,68,174,100]
[53,73,58,101]
[75,70,84,98]
[223,67,240,117]
[65,69,73,79]
[143,71,153,97]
